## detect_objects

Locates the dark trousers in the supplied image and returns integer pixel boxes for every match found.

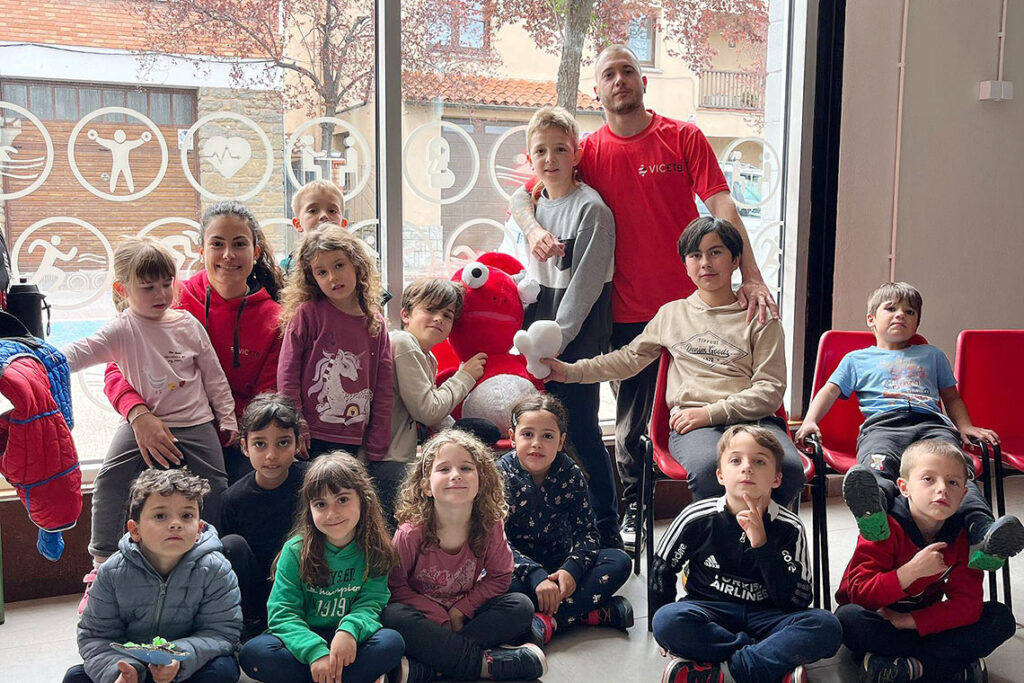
[63,656,239,683]
[836,602,1015,679]
[858,410,994,542]
[239,629,404,683]
[381,594,533,680]
[365,460,410,529]
[221,533,270,634]
[610,321,659,504]
[667,417,806,507]
[546,381,620,544]
[509,548,631,628]
[652,599,842,683]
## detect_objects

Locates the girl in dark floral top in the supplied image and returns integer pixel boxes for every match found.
[498,395,633,645]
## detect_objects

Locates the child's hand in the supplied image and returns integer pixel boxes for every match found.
[460,353,488,381]
[541,358,568,383]
[736,493,768,548]
[961,425,999,446]
[448,606,466,632]
[223,429,239,446]
[535,578,562,614]
[310,655,335,683]
[526,226,565,262]
[878,606,916,630]
[794,421,820,445]
[148,659,180,683]
[898,542,947,589]
[298,419,311,460]
[329,630,358,679]
[670,407,712,435]
[114,660,139,683]
[548,569,577,601]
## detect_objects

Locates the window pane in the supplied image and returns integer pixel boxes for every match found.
[29,85,54,119]
[460,2,485,48]
[628,18,654,64]
[2,84,28,113]
[54,86,78,120]
[150,91,171,124]
[102,89,126,122]
[126,90,148,118]
[79,88,101,116]
[172,93,194,125]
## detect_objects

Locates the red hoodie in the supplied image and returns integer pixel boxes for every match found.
[104,271,282,431]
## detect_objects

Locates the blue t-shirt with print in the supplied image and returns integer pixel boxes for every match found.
[828,344,956,417]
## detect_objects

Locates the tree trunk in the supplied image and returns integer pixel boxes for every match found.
[555,0,597,115]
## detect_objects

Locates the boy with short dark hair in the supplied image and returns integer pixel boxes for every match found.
[796,281,1024,569]
[380,278,485,517]
[836,439,1016,683]
[65,468,241,683]
[651,425,842,683]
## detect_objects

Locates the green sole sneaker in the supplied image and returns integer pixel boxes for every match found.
[843,466,891,541]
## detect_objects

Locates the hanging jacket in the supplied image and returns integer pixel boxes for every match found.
[104,270,282,428]
[0,313,73,426]
[0,351,81,533]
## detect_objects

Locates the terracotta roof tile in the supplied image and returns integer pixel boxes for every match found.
[403,71,601,112]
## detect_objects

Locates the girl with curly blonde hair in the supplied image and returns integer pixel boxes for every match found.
[276,225,393,460]
[240,452,404,682]
[382,430,546,681]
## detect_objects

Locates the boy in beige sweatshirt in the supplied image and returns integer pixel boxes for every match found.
[545,217,804,506]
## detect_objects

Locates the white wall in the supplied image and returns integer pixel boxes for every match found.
[836,0,1023,356]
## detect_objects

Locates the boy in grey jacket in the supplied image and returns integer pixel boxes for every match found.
[65,469,241,683]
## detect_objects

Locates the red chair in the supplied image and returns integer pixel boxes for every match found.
[634,349,823,629]
[955,329,1024,612]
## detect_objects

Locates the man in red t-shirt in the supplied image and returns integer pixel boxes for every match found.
[511,45,778,546]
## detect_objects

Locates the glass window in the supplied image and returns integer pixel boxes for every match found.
[102,88,126,122]
[79,87,101,116]
[126,90,148,118]
[172,92,194,125]
[2,83,28,113]
[629,16,656,66]
[29,85,54,119]
[150,91,171,124]
[55,86,78,120]
[460,1,485,49]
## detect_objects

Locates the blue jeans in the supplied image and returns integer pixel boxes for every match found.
[509,548,631,627]
[63,655,239,682]
[239,629,404,683]
[652,599,842,683]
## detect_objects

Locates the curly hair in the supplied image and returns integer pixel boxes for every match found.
[127,467,211,522]
[278,225,384,336]
[274,452,398,587]
[395,429,508,557]
[200,200,284,301]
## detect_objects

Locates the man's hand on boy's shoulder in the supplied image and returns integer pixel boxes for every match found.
[737,279,780,324]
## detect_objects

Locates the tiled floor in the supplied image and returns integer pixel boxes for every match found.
[3,477,1022,682]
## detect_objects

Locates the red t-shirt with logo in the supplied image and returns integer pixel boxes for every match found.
[579,112,729,323]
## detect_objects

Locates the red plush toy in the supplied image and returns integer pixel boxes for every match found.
[435,253,543,434]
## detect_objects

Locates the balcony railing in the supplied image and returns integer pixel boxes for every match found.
[698,69,764,111]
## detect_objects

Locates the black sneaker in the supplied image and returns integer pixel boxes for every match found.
[843,465,891,541]
[389,656,435,683]
[620,500,640,548]
[951,658,987,683]
[969,515,1024,571]
[661,657,723,683]
[582,595,634,630]
[862,653,923,682]
[484,644,547,681]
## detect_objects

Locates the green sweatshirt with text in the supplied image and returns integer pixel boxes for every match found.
[267,535,390,664]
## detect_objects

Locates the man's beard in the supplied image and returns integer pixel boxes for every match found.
[603,91,644,115]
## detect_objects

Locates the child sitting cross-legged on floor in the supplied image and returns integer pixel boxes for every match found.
[835,439,1016,683]
[498,394,633,646]
[651,425,842,683]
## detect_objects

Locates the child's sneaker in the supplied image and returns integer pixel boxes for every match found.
[77,568,98,616]
[968,515,1024,571]
[389,657,435,683]
[951,658,987,683]
[782,665,806,682]
[862,653,923,682]
[484,644,547,681]
[843,465,891,541]
[581,595,634,630]
[530,611,555,646]
[660,657,723,683]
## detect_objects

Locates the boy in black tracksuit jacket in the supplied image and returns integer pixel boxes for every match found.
[651,425,842,683]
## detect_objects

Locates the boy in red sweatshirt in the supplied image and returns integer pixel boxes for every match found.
[836,439,1015,683]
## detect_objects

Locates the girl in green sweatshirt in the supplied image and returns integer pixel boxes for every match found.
[239,453,404,683]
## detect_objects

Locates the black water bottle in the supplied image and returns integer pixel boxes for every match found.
[6,277,49,338]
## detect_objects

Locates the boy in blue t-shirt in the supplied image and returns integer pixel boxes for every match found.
[796,282,1024,570]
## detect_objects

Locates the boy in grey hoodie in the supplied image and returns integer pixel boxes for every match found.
[65,469,241,683]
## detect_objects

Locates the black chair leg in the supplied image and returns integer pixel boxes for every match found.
[645,438,656,631]
[992,444,1012,615]
[811,441,831,611]
[632,442,646,576]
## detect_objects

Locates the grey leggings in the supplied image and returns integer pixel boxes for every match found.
[89,421,227,558]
